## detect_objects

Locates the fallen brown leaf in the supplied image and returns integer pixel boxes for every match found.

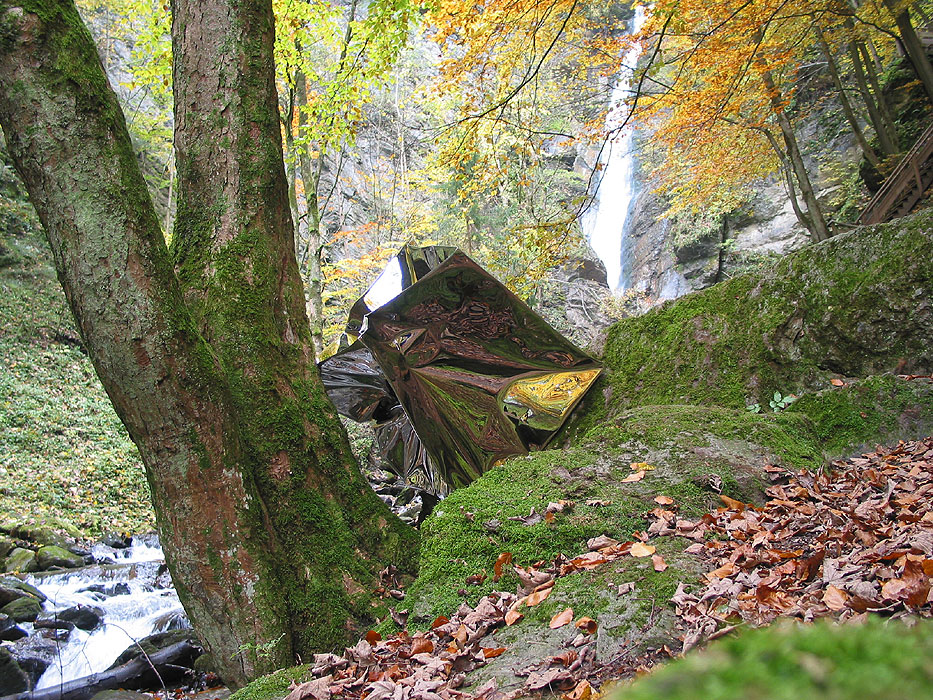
[505,608,524,625]
[622,470,646,483]
[630,542,656,557]
[549,607,574,629]
[651,554,668,572]
[493,552,513,581]
[575,616,598,634]
[526,586,553,607]
[482,647,506,659]
[654,495,674,505]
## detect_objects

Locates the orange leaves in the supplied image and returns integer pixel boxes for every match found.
[671,436,933,647]
[526,584,554,607]
[505,608,524,626]
[549,607,574,629]
[630,542,656,558]
[575,617,598,634]
[493,552,513,581]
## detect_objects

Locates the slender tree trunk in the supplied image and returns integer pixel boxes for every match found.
[884,0,933,102]
[847,36,900,155]
[295,73,326,359]
[758,68,831,242]
[856,41,901,150]
[815,25,882,168]
[0,0,417,689]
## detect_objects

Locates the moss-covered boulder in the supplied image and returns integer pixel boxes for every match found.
[34,545,84,571]
[0,576,46,607]
[611,617,933,700]
[0,647,29,696]
[0,595,42,623]
[0,537,13,561]
[587,209,932,417]
[2,548,37,574]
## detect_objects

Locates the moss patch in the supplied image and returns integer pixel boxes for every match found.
[598,209,933,412]
[612,617,933,700]
[228,664,311,700]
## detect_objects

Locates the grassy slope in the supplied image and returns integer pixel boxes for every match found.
[0,224,154,537]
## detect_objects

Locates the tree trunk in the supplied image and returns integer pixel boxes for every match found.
[0,0,417,689]
[884,0,933,103]
[758,68,831,242]
[815,25,882,168]
[295,73,326,359]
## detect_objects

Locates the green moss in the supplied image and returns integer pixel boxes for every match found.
[597,210,933,412]
[228,664,311,700]
[789,375,933,457]
[613,617,933,700]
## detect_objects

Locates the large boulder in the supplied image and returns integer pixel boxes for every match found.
[0,576,46,606]
[592,209,933,414]
[0,596,42,623]
[35,545,85,571]
[8,634,57,685]
[0,647,29,696]
[3,548,37,574]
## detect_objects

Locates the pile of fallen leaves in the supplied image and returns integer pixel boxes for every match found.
[660,436,933,651]
[285,532,678,700]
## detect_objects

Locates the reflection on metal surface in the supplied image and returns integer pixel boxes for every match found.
[319,245,602,497]
[501,369,602,432]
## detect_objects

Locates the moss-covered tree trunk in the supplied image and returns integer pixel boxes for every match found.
[0,0,417,689]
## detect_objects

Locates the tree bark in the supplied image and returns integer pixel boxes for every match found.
[884,0,933,103]
[0,0,417,689]
[294,72,326,359]
[815,25,882,168]
[757,67,831,242]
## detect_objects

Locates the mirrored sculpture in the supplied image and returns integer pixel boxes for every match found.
[319,245,601,497]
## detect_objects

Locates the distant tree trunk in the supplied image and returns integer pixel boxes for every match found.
[884,0,933,103]
[294,73,326,359]
[815,25,882,168]
[0,0,417,689]
[841,14,900,155]
[758,67,831,242]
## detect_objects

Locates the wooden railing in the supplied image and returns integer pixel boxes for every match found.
[860,120,933,225]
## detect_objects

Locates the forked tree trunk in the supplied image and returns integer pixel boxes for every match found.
[0,0,417,689]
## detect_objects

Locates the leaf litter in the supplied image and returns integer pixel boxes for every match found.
[286,436,933,700]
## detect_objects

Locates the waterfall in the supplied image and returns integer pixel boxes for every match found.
[582,6,647,291]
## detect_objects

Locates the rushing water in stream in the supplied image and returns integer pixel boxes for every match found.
[24,540,186,689]
[582,7,647,291]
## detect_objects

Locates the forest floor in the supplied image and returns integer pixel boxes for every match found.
[0,227,154,536]
[234,434,933,700]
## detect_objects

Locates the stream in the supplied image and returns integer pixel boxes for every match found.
[22,538,187,689]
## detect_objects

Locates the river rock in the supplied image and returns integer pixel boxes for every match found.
[0,596,42,623]
[0,613,27,641]
[110,629,201,669]
[34,612,77,631]
[99,533,133,550]
[0,576,46,606]
[0,647,29,696]
[0,537,13,560]
[35,545,85,571]
[58,604,105,631]
[3,548,37,574]
[79,582,131,598]
[9,634,57,684]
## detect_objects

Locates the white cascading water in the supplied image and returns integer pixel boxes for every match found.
[582,6,647,291]
[24,540,186,689]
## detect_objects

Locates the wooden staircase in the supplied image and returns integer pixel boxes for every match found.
[860,120,933,225]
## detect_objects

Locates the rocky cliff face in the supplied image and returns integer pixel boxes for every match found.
[615,118,862,302]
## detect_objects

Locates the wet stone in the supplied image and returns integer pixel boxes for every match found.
[0,595,42,623]
[58,604,104,631]
[0,647,29,696]
[0,613,27,642]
